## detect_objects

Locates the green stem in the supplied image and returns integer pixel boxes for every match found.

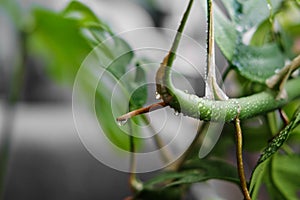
[156,0,194,97]
[128,120,143,192]
[172,122,209,171]
[157,62,300,122]
[206,0,228,100]
[166,0,194,67]
[141,115,174,164]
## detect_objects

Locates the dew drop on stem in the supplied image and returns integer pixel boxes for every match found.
[117,119,128,126]
[174,111,179,116]
[155,92,161,100]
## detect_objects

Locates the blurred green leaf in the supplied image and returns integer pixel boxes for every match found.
[63,1,105,26]
[30,1,147,150]
[258,107,300,163]
[272,154,300,199]
[29,8,92,83]
[242,117,271,152]
[0,0,22,27]
[95,81,141,151]
[129,63,148,110]
[136,186,183,200]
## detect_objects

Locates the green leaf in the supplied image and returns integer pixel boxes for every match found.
[95,81,141,151]
[242,117,271,152]
[232,43,285,83]
[200,0,237,61]
[143,158,239,190]
[258,107,300,163]
[63,1,103,25]
[171,159,240,186]
[250,20,273,46]
[214,5,237,61]
[129,62,148,109]
[272,154,300,199]
[136,186,183,200]
[249,160,269,200]
[0,0,22,27]
[236,0,283,31]
[29,8,92,83]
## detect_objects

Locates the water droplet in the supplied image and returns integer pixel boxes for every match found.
[275,69,281,74]
[184,90,189,94]
[174,111,179,116]
[267,3,271,10]
[155,92,161,100]
[117,119,127,126]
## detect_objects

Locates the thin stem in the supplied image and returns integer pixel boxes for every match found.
[172,122,209,171]
[141,115,173,164]
[156,0,194,98]
[279,108,289,126]
[266,54,300,99]
[128,121,143,192]
[0,31,27,199]
[206,0,228,100]
[166,0,194,67]
[117,102,167,122]
[235,118,251,200]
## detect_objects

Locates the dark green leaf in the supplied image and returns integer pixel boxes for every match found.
[232,43,285,83]
[258,107,300,163]
[136,186,183,200]
[172,158,240,186]
[143,158,239,191]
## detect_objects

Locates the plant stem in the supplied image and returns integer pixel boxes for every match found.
[117,102,167,122]
[206,0,228,100]
[266,54,300,99]
[166,0,194,67]
[128,121,143,192]
[156,0,194,98]
[0,31,27,199]
[141,115,174,164]
[234,118,251,200]
[171,122,209,171]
